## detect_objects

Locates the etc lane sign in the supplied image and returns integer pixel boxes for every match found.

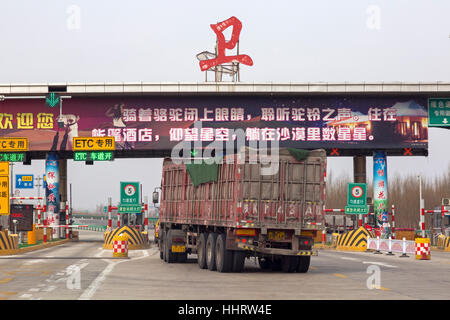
[0,137,28,152]
[72,137,115,151]
[73,137,115,162]
[428,98,450,127]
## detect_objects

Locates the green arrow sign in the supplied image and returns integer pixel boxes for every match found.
[118,205,142,214]
[345,205,369,214]
[428,98,450,127]
[45,93,60,108]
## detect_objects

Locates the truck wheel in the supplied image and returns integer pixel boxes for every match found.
[258,257,272,270]
[165,230,177,263]
[281,256,298,273]
[215,234,233,273]
[297,256,311,273]
[232,251,246,273]
[162,231,167,262]
[197,233,208,269]
[158,237,163,260]
[206,233,218,271]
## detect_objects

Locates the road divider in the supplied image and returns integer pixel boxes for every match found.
[0,231,18,255]
[336,227,374,251]
[103,226,149,250]
[112,234,128,258]
[367,237,415,257]
[415,238,431,260]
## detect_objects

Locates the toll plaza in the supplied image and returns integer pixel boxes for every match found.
[0,81,449,300]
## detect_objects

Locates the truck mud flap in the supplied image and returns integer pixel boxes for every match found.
[237,243,318,256]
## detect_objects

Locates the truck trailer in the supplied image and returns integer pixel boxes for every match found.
[155,148,326,273]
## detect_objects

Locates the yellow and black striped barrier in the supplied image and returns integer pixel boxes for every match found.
[437,235,450,252]
[0,231,19,255]
[336,227,374,252]
[103,226,149,250]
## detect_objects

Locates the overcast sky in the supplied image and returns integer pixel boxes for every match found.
[2,0,450,211]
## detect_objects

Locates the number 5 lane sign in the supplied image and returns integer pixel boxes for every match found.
[120,181,139,205]
[119,181,141,214]
[345,183,368,214]
[347,183,367,206]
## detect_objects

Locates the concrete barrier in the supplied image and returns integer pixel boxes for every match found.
[437,235,450,251]
[336,227,374,252]
[103,226,149,250]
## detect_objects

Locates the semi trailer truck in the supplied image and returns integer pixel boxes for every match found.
[155,148,327,273]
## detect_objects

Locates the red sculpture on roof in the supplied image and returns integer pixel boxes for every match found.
[199,16,253,72]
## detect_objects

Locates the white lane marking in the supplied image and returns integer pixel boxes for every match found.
[20,294,32,299]
[42,285,56,292]
[29,288,40,292]
[78,262,116,300]
[23,259,44,265]
[340,257,360,261]
[79,251,150,300]
[362,261,398,268]
[95,249,106,258]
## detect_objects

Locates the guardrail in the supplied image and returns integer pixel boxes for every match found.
[77,225,107,232]
[367,237,415,256]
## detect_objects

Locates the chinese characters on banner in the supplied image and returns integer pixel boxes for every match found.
[91,106,397,143]
[373,151,389,237]
[0,113,54,130]
[0,97,428,152]
[45,153,59,236]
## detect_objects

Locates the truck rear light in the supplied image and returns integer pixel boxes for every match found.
[304,240,308,245]
[236,228,256,236]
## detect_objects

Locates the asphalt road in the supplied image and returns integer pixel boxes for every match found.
[1,230,450,300]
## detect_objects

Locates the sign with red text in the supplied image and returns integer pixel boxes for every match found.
[0,96,428,154]
[9,204,33,231]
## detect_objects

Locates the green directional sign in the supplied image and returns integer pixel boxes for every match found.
[120,181,140,205]
[428,98,450,127]
[0,152,24,162]
[118,204,142,214]
[45,93,60,108]
[345,205,369,214]
[73,151,114,161]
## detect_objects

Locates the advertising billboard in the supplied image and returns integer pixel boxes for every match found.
[0,96,428,155]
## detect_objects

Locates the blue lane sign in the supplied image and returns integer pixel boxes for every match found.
[16,174,34,189]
